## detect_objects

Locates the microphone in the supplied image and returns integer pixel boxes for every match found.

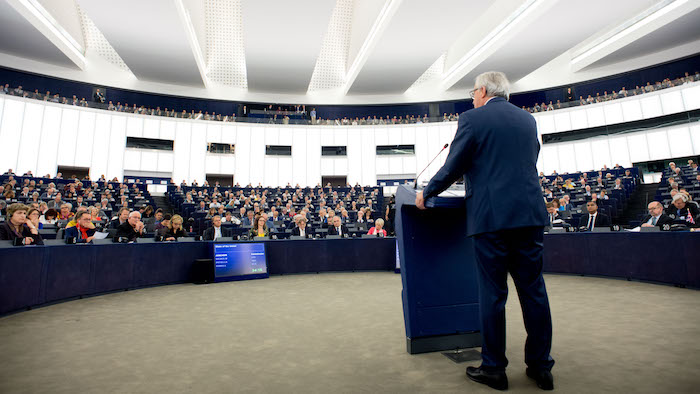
[414,143,449,189]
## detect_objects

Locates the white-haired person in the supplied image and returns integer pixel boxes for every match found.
[666,193,699,225]
[291,214,310,237]
[367,218,387,237]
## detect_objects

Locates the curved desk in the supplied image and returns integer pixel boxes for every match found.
[1,233,698,316]
[0,238,397,316]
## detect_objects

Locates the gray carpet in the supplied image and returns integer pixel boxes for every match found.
[0,273,698,394]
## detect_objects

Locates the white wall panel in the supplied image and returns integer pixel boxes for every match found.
[123,149,141,171]
[360,128,376,185]
[143,118,160,139]
[264,127,279,145]
[573,141,593,172]
[206,123,222,144]
[553,112,571,132]
[646,130,671,160]
[557,144,576,173]
[158,152,174,173]
[278,158,293,186]
[248,127,266,185]
[320,128,334,146]
[160,120,176,140]
[603,103,623,125]
[640,95,663,119]
[206,154,220,175]
[689,124,700,156]
[126,116,143,137]
[106,115,126,179]
[57,108,80,166]
[540,144,560,175]
[346,128,363,185]
[37,106,62,177]
[264,157,278,186]
[536,115,555,134]
[292,128,307,186]
[387,128,402,145]
[388,157,403,174]
[306,128,322,186]
[221,125,236,144]
[279,129,293,146]
[660,91,685,115]
[590,139,611,170]
[585,106,605,128]
[16,103,43,174]
[374,128,389,146]
[74,111,96,168]
[220,155,235,177]
[569,109,588,130]
[375,157,389,175]
[333,128,347,146]
[621,100,643,122]
[140,150,159,172]
[626,133,649,163]
[608,136,631,167]
[682,84,700,110]
[666,127,693,158]
[189,123,207,184]
[173,122,192,183]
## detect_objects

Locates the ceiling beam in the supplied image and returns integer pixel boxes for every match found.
[570,0,700,72]
[7,0,86,70]
[340,0,403,96]
[174,0,209,88]
[440,0,555,91]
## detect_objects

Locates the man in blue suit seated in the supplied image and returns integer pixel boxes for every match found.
[64,211,97,243]
[416,71,555,391]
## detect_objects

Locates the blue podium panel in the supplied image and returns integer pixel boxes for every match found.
[395,185,481,354]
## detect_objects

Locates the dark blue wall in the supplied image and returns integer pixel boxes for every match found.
[1,52,699,118]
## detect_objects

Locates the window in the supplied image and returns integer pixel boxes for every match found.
[56,166,89,180]
[265,145,292,156]
[208,143,235,154]
[322,146,347,156]
[206,174,234,187]
[376,145,415,155]
[126,137,174,151]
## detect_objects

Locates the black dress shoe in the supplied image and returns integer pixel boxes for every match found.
[526,368,554,390]
[466,366,508,391]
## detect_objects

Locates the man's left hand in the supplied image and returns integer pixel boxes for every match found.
[415,191,426,210]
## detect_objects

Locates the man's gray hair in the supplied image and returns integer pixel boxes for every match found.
[672,193,687,203]
[474,71,510,100]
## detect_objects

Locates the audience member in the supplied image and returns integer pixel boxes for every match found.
[203,215,230,241]
[249,215,270,239]
[161,214,187,241]
[367,218,387,237]
[327,216,349,237]
[578,201,610,231]
[65,211,97,243]
[115,211,145,241]
[640,202,673,228]
[0,203,44,245]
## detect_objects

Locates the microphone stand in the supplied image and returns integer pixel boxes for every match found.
[414,143,449,189]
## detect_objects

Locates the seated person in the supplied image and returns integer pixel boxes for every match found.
[57,203,74,221]
[65,211,98,243]
[40,208,58,226]
[110,207,130,229]
[160,214,187,241]
[291,215,311,237]
[0,203,44,245]
[578,201,610,231]
[26,208,44,230]
[546,202,567,227]
[327,215,349,237]
[203,215,231,241]
[115,211,145,241]
[367,218,387,237]
[248,215,270,239]
[665,194,699,225]
[641,201,674,228]
[242,210,255,226]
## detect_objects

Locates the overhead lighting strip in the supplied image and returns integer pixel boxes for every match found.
[20,0,86,61]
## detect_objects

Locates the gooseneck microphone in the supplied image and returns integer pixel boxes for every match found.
[414,143,449,189]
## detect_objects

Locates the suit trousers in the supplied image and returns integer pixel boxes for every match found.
[472,226,554,372]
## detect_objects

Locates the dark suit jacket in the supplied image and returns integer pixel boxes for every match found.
[578,213,611,229]
[0,222,44,245]
[203,226,231,241]
[423,97,547,236]
[291,226,313,237]
[64,225,97,243]
[327,224,349,236]
[115,221,141,241]
[640,214,674,228]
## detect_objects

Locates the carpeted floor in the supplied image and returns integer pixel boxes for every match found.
[0,272,698,394]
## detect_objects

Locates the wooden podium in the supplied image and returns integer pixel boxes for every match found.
[395,185,482,354]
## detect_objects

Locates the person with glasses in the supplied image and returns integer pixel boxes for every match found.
[640,201,673,228]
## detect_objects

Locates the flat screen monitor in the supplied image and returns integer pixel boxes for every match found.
[212,243,269,282]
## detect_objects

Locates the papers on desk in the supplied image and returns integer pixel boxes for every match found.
[625,227,641,232]
[437,189,466,198]
[93,231,110,240]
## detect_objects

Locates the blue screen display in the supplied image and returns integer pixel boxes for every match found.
[213,243,268,281]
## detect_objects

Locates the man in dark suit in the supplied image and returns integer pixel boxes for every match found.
[110,207,130,229]
[415,72,554,391]
[640,201,673,229]
[327,215,348,237]
[203,215,231,241]
[578,201,610,230]
[290,215,312,237]
[115,211,145,241]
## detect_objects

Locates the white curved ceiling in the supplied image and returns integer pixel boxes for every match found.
[0,0,699,104]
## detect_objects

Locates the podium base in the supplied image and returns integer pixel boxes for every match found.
[406,331,482,354]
